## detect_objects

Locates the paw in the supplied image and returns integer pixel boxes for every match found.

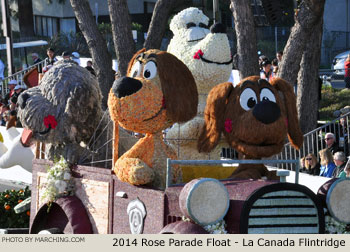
[115,158,154,185]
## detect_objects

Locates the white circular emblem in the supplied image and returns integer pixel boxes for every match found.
[127,198,146,234]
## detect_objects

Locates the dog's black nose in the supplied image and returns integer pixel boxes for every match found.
[252,100,281,124]
[18,92,30,109]
[210,23,226,34]
[112,77,142,98]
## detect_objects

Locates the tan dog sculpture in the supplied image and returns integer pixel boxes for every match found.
[108,49,198,189]
[198,76,303,179]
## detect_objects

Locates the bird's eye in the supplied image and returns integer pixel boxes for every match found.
[130,61,141,78]
[143,61,157,80]
[240,88,257,111]
[260,88,276,103]
[186,22,196,28]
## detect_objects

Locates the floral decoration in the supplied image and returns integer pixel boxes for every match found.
[224,119,233,133]
[43,114,57,129]
[193,50,204,60]
[41,156,75,208]
[325,215,350,234]
[182,216,227,234]
[203,220,228,234]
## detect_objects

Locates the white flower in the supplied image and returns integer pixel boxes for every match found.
[55,180,67,194]
[203,220,227,234]
[63,171,71,180]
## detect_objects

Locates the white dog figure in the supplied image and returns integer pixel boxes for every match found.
[166,7,233,161]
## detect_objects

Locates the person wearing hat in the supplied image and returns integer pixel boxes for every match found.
[71,52,80,66]
[260,59,273,81]
[62,51,71,60]
[32,52,42,73]
[4,79,17,104]
[13,83,26,98]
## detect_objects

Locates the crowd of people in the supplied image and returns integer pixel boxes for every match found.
[0,79,26,129]
[0,48,98,132]
[300,132,350,179]
[258,51,283,82]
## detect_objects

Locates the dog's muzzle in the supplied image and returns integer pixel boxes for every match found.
[112,77,142,98]
[252,100,281,124]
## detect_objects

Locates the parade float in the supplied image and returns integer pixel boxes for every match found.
[1,6,348,234]
[14,51,349,235]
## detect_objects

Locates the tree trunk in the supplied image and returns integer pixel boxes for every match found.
[144,0,185,50]
[297,13,324,134]
[70,0,114,110]
[107,0,136,76]
[230,0,259,79]
[18,0,34,38]
[277,0,325,85]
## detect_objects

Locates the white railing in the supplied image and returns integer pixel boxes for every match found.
[1,60,46,97]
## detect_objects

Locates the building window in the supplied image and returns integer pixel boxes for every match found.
[34,15,59,37]
[251,0,269,26]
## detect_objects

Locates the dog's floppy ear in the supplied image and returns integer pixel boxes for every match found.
[156,51,198,123]
[270,77,303,149]
[127,48,146,74]
[198,82,233,153]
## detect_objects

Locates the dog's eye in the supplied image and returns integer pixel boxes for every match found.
[143,61,157,79]
[186,22,196,29]
[130,61,141,78]
[199,23,208,29]
[240,88,257,111]
[260,88,276,103]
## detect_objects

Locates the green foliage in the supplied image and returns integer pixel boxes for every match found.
[319,87,350,121]
[132,22,143,32]
[47,31,90,57]
[0,187,31,228]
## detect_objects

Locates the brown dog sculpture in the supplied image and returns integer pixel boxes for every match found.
[108,49,198,189]
[198,76,303,179]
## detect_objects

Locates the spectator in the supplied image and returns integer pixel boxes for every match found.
[43,48,58,73]
[271,58,279,79]
[345,54,350,89]
[260,59,273,81]
[337,116,349,156]
[13,84,26,98]
[300,157,306,172]
[258,55,268,71]
[324,132,341,155]
[9,95,17,111]
[303,153,321,175]
[0,55,4,80]
[46,48,58,66]
[333,151,347,177]
[31,53,42,73]
[0,105,10,126]
[85,60,96,76]
[4,79,17,104]
[62,51,71,60]
[319,148,336,177]
[338,159,350,178]
[276,51,283,64]
[71,52,80,65]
